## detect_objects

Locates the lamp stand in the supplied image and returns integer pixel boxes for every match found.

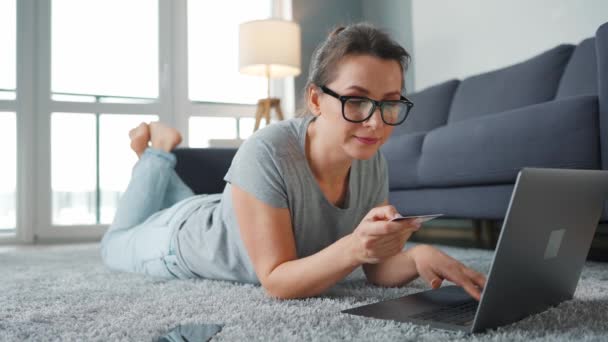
[253,66,284,132]
[253,97,284,132]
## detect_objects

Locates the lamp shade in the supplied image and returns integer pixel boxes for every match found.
[239,19,301,78]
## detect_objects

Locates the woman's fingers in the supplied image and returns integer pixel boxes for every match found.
[368,205,401,221]
[463,267,487,289]
[460,279,482,301]
[417,264,443,289]
[365,220,420,236]
[361,236,409,260]
[414,246,486,301]
[374,228,411,245]
[361,233,398,252]
[372,233,412,255]
[373,237,407,258]
[441,266,483,301]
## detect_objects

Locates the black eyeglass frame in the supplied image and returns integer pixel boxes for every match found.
[320,85,414,126]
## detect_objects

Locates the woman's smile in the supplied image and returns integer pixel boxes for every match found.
[354,136,379,145]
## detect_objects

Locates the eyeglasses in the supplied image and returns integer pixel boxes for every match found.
[320,85,414,126]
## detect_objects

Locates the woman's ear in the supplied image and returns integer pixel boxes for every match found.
[306,86,322,116]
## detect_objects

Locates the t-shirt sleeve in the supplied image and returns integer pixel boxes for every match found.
[223,138,289,208]
[374,152,389,206]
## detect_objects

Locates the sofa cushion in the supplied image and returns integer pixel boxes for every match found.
[556,38,598,99]
[418,95,599,188]
[380,131,426,190]
[390,185,515,220]
[392,79,460,135]
[448,44,575,123]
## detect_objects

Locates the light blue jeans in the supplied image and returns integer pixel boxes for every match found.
[100,147,200,279]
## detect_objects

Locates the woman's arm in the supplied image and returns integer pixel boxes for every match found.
[364,244,487,301]
[232,184,361,299]
[266,234,361,299]
[363,247,419,287]
[360,198,487,299]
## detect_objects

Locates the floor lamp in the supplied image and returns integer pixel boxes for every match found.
[239,19,301,132]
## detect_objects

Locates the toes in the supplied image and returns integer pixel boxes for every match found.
[129,123,150,139]
[138,122,150,132]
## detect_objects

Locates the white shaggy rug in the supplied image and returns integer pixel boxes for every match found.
[1,243,607,341]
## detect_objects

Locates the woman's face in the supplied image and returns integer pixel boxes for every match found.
[310,54,403,161]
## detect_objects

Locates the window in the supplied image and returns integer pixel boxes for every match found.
[0,0,16,100]
[51,113,158,225]
[187,0,271,104]
[49,0,160,226]
[189,116,237,148]
[0,113,16,230]
[5,0,293,242]
[188,116,274,147]
[239,117,264,139]
[187,0,278,146]
[51,113,97,225]
[0,0,16,232]
[51,0,158,100]
[99,114,159,223]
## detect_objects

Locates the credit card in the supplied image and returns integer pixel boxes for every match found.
[390,214,444,223]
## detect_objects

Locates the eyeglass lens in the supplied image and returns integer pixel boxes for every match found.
[343,98,408,124]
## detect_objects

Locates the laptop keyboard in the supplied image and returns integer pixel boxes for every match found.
[410,301,478,326]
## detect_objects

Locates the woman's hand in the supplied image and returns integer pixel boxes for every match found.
[412,245,487,301]
[350,205,421,265]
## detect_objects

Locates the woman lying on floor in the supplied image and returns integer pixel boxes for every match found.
[100,22,486,300]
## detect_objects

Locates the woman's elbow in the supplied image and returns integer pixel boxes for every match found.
[262,282,301,300]
[366,276,390,287]
[264,288,291,300]
[261,277,311,300]
[366,275,410,288]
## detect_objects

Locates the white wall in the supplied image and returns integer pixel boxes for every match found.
[362,0,415,93]
[412,0,608,91]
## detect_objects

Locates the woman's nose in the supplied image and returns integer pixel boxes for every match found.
[364,107,384,129]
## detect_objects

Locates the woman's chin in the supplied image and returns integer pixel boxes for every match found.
[347,145,379,160]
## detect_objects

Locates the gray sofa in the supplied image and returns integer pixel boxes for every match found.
[173,21,608,235]
[381,21,608,225]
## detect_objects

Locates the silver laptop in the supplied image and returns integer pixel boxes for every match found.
[342,167,608,333]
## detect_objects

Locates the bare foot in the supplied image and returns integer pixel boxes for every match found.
[149,121,183,152]
[129,122,150,158]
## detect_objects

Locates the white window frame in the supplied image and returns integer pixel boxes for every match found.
[0,0,30,245]
[0,0,293,245]
[173,0,295,145]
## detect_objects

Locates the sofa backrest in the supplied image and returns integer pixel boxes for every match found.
[447,44,575,123]
[393,79,460,135]
[555,38,598,99]
[173,147,237,195]
[594,22,608,171]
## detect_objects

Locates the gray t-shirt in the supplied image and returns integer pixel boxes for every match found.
[174,115,388,284]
